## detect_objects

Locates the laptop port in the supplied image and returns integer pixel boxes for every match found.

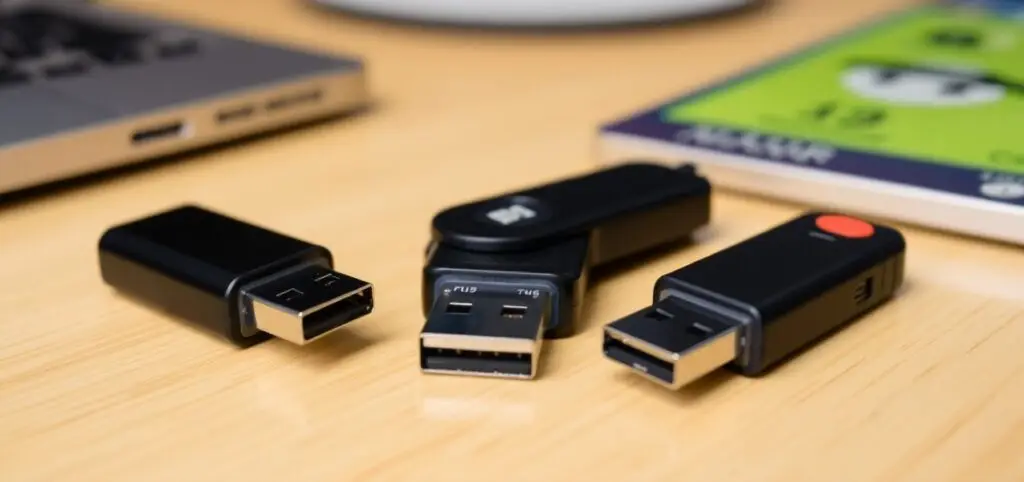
[131,121,188,145]
[216,105,255,124]
[265,88,323,112]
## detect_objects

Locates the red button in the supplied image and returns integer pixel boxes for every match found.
[815,214,875,238]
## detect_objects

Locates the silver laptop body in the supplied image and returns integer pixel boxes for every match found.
[0,0,366,194]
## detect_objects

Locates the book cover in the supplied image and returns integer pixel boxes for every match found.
[600,6,1024,244]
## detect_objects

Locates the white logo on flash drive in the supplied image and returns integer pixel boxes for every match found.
[486,204,537,225]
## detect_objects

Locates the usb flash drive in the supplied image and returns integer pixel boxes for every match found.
[603,212,906,389]
[420,163,712,380]
[99,205,374,347]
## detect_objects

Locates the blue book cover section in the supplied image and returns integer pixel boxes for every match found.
[603,6,1024,208]
[944,0,1024,18]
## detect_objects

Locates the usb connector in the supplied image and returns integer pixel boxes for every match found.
[603,298,739,389]
[420,292,548,379]
[244,265,373,345]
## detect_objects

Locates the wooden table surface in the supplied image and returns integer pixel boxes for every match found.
[3,0,1024,480]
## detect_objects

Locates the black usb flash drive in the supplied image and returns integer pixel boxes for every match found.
[603,212,906,389]
[420,163,712,380]
[99,205,374,347]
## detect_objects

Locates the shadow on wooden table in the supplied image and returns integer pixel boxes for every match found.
[262,324,380,368]
[609,368,733,406]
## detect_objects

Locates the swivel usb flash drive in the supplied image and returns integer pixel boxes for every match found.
[603,212,906,390]
[419,162,713,380]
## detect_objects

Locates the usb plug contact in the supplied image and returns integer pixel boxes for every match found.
[603,298,739,389]
[243,264,373,345]
[420,292,549,379]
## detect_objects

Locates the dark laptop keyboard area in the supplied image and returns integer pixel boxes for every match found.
[0,9,200,87]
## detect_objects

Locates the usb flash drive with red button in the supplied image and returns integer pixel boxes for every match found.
[603,212,906,390]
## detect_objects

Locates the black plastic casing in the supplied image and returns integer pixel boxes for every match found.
[423,236,590,339]
[98,205,333,347]
[423,163,712,338]
[656,212,906,375]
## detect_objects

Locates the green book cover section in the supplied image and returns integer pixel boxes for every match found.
[662,7,1024,175]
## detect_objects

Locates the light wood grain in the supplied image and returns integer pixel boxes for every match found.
[2,1,1024,481]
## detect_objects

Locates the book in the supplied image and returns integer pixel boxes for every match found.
[944,0,1024,18]
[598,5,1024,245]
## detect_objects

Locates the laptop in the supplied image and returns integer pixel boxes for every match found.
[0,0,367,195]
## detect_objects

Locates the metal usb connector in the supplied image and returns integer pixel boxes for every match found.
[420,292,548,379]
[603,298,739,389]
[243,264,373,345]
